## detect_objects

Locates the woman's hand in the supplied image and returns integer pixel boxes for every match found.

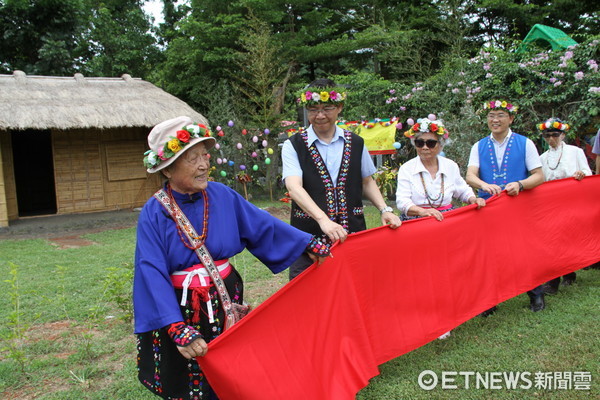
[307,253,329,265]
[177,338,208,359]
[572,170,586,181]
[418,208,444,221]
[469,197,486,209]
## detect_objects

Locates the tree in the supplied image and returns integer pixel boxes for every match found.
[79,0,162,78]
[0,0,87,75]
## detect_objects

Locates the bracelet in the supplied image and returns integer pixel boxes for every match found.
[167,321,202,347]
[518,181,524,192]
[306,236,331,257]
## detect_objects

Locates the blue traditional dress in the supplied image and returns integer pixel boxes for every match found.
[134,181,311,400]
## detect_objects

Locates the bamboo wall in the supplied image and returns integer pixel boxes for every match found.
[0,133,18,226]
[51,127,161,215]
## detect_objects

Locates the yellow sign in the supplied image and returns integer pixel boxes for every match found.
[338,119,398,154]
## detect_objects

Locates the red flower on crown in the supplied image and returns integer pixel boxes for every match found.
[176,130,190,143]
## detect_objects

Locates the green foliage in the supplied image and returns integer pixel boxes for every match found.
[80,0,162,78]
[102,264,134,323]
[1,263,28,375]
[0,0,88,75]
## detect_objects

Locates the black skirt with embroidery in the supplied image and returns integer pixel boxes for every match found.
[137,267,244,400]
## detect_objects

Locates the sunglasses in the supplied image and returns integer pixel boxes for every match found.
[542,132,562,138]
[414,139,439,149]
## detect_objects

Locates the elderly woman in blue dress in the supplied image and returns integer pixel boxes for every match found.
[538,117,592,294]
[395,117,485,339]
[134,116,329,400]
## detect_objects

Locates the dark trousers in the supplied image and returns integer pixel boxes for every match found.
[289,253,313,280]
[528,285,545,297]
[546,272,577,290]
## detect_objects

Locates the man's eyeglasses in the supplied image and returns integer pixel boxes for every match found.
[414,139,439,149]
[307,105,338,115]
[542,132,562,138]
[487,113,510,120]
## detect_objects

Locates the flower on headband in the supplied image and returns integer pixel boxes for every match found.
[404,118,449,139]
[143,123,212,170]
[537,118,570,132]
[297,87,347,106]
[483,99,519,114]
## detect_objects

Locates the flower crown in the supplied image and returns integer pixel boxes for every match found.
[404,118,449,139]
[538,118,570,132]
[143,123,212,170]
[483,100,519,114]
[297,88,347,106]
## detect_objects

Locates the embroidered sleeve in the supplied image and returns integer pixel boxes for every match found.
[166,321,203,347]
[305,236,331,257]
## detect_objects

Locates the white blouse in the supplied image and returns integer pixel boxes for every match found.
[540,143,592,181]
[395,155,476,215]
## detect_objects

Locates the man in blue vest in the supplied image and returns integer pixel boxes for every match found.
[282,78,402,280]
[466,100,546,312]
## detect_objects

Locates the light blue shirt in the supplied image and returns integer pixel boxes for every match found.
[281,125,377,187]
[592,129,600,155]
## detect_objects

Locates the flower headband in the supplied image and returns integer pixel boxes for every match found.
[538,118,570,132]
[143,123,212,170]
[483,100,519,114]
[404,118,449,139]
[297,88,347,106]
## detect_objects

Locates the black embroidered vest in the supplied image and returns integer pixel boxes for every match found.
[289,130,367,237]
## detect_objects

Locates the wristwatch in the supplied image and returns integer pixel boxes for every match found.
[517,181,524,192]
[379,206,394,214]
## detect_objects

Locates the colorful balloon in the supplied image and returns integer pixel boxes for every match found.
[395,123,403,130]
[236,143,243,149]
[216,125,222,131]
[252,165,258,171]
[428,113,437,121]
[228,160,235,166]
[265,158,271,165]
[267,148,274,155]
[252,136,258,143]
[251,151,258,158]
[264,128,270,134]
[215,143,221,150]
[242,129,248,135]
[407,118,415,126]
[220,170,227,177]
[228,120,234,127]
[262,140,268,147]
[216,158,223,164]
[240,165,246,170]
[218,130,225,137]
[393,142,402,149]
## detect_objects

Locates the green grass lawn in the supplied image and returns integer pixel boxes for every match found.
[0,203,598,399]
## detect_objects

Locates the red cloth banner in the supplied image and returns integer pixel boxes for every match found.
[198,176,600,400]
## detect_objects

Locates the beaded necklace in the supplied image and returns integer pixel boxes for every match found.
[167,184,209,250]
[548,144,563,170]
[419,172,445,209]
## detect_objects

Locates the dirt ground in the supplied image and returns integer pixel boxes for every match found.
[0,205,291,247]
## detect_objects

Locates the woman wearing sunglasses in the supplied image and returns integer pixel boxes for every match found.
[395,117,485,340]
[538,117,591,294]
[396,117,486,223]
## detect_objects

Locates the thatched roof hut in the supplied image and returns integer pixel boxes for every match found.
[1,70,207,130]
[0,71,208,227]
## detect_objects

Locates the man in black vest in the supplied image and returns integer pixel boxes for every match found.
[282,79,401,280]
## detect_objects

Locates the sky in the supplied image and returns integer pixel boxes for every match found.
[142,0,165,25]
